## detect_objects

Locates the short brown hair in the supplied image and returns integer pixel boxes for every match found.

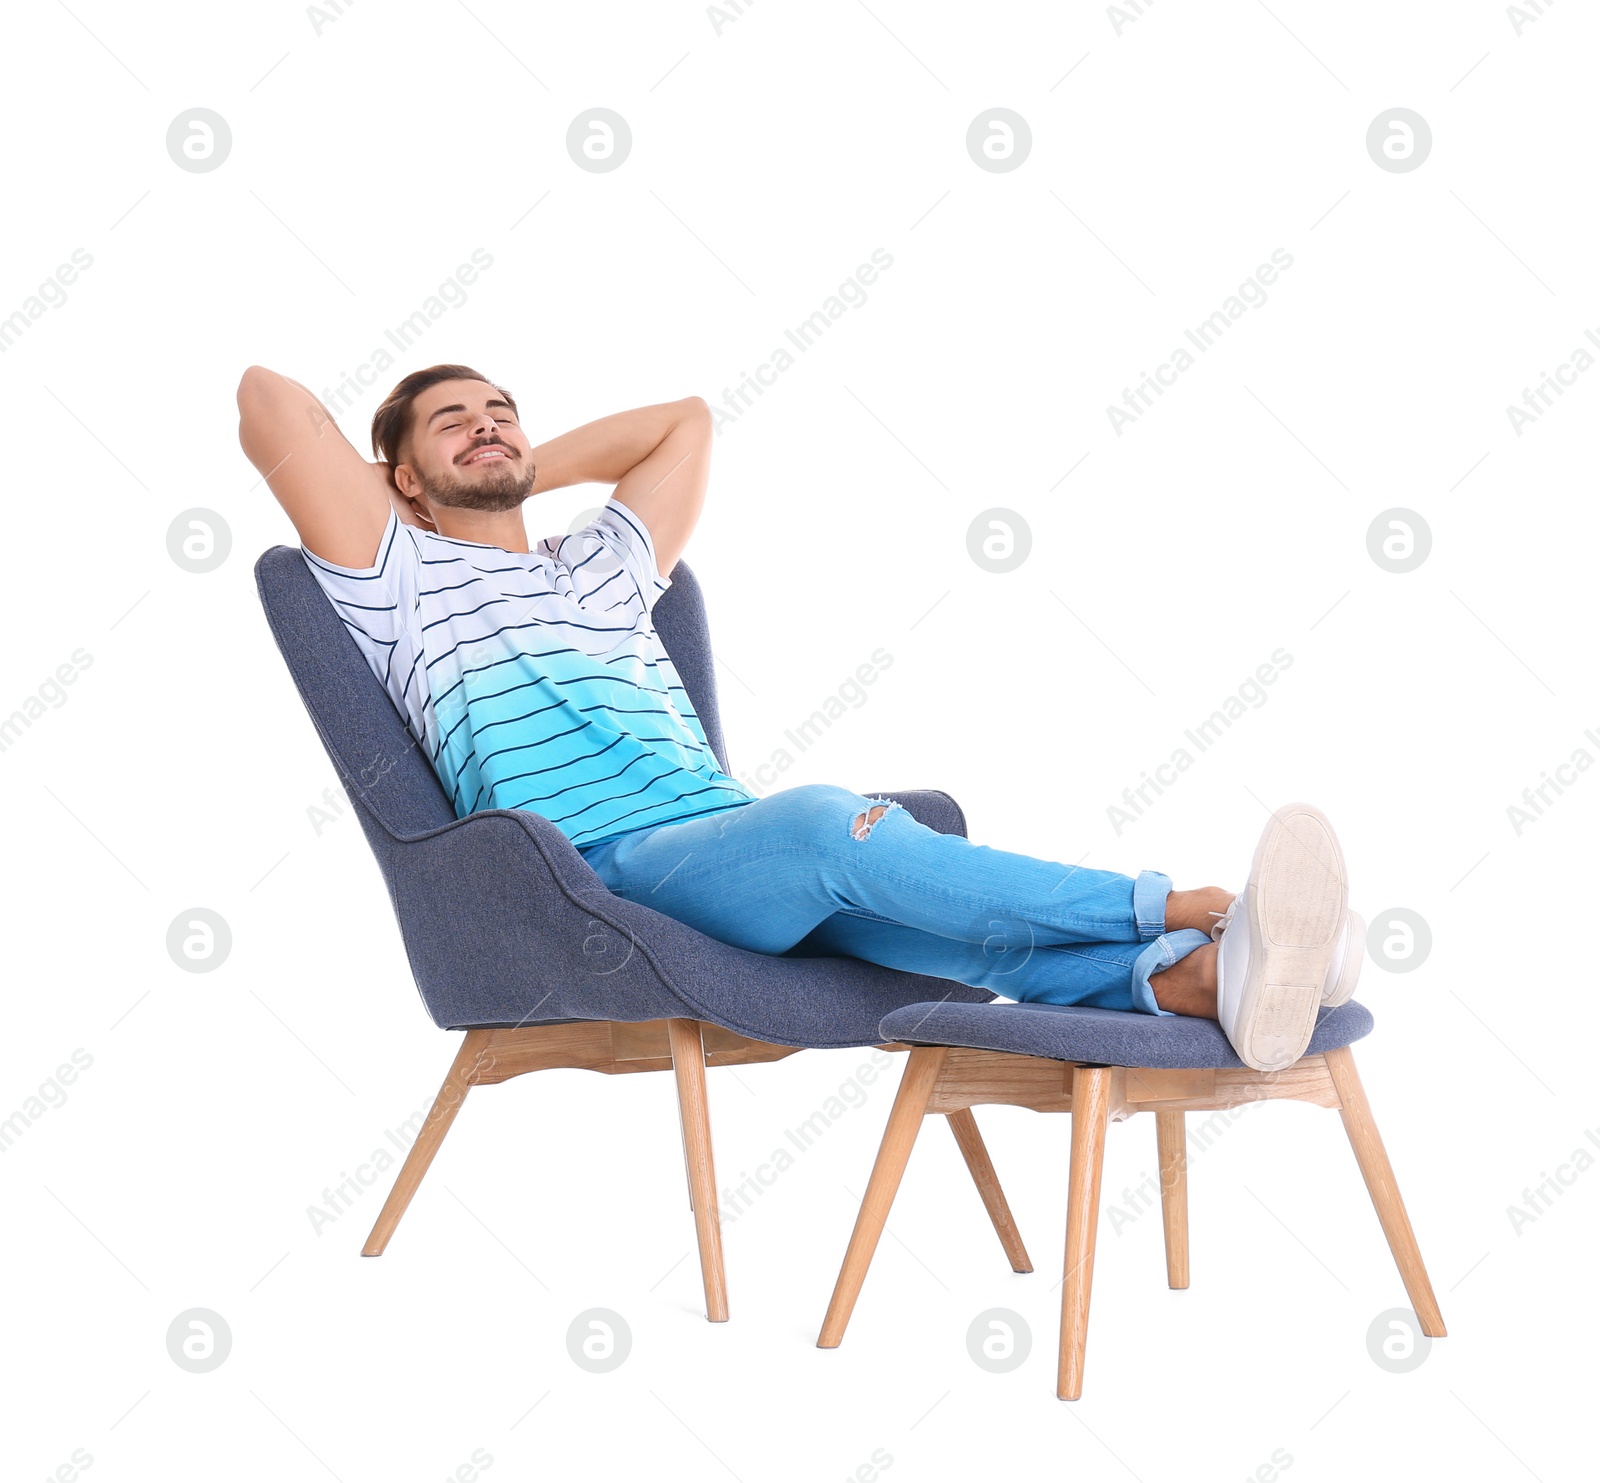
[370,364,519,465]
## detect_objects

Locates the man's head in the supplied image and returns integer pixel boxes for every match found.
[371,364,536,521]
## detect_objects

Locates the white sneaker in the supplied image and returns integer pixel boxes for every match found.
[1214,907,1364,1006]
[1211,802,1349,1072]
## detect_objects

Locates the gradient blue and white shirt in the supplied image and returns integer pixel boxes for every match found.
[302,497,756,849]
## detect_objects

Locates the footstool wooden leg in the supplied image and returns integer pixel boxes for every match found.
[1324,1046,1446,1337]
[1058,1064,1112,1400]
[818,1046,948,1347]
[947,1109,1033,1273]
[1156,1110,1189,1290]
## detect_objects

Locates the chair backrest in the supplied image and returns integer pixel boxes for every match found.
[253,542,732,843]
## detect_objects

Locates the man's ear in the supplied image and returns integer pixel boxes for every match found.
[386,462,439,532]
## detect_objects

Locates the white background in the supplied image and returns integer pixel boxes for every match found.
[1,1,1594,1479]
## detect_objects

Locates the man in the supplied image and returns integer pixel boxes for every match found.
[237,362,1363,1072]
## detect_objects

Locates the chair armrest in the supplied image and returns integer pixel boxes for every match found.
[381,807,691,1030]
[378,804,987,1043]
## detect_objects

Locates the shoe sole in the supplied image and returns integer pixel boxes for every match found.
[1236,803,1348,1071]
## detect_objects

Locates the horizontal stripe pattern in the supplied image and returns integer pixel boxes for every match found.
[302,498,756,847]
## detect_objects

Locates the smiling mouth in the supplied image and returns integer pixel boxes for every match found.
[460,444,514,466]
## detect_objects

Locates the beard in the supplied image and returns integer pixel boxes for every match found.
[417,442,537,514]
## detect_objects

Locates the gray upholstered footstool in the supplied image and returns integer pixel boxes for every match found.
[817,999,1446,1400]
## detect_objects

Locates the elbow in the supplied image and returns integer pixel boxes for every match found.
[236,364,279,412]
[236,365,287,458]
[678,395,712,440]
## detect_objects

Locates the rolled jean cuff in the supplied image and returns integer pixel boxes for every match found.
[1133,870,1173,942]
[1128,928,1213,1016]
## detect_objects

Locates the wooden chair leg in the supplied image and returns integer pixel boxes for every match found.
[1058,1064,1112,1400]
[667,1018,729,1323]
[817,1046,949,1347]
[946,1109,1032,1273]
[676,1088,696,1212]
[1155,1110,1189,1290]
[363,1030,492,1257]
[1323,1046,1446,1337]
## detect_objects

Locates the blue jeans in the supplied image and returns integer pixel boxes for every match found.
[577,783,1211,1015]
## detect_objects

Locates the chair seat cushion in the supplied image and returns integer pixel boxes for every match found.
[877,998,1374,1070]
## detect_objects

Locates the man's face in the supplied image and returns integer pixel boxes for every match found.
[398,378,536,514]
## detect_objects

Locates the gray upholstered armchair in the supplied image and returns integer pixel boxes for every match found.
[254,544,1013,1320]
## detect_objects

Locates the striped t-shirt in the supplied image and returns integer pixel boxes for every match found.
[301,497,757,849]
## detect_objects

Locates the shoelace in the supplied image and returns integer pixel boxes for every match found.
[1207,896,1240,943]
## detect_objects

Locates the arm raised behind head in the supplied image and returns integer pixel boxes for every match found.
[236,365,427,567]
[527,395,711,577]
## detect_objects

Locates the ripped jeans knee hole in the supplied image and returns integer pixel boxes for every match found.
[850,798,901,841]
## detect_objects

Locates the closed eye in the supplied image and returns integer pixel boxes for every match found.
[439,418,517,434]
